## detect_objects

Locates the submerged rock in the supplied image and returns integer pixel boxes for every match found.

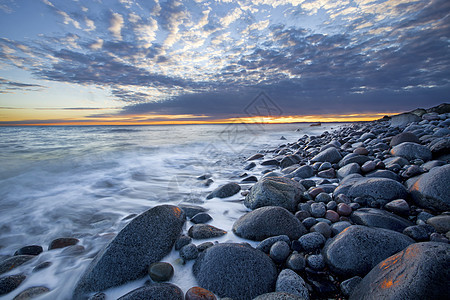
[12,286,50,300]
[0,255,35,275]
[0,274,26,296]
[73,205,185,299]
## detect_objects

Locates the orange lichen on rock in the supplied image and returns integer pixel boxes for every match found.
[379,252,401,270]
[172,206,183,218]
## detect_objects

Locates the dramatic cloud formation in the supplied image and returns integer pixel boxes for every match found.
[0,0,449,124]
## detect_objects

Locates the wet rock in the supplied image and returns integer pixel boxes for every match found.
[244,177,305,212]
[14,245,43,256]
[191,213,212,224]
[323,225,414,277]
[408,164,450,211]
[318,162,332,171]
[148,262,174,282]
[60,245,85,256]
[174,235,192,250]
[247,153,264,161]
[185,286,217,300]
[12,286,51,300]
[256,235,290,253]
[197,242,214,252]
[48,237,79,250]
[330,221,351,236]
[179,205,207,219]
[336,203,352,216]
[389,132,420,146]
[193,243,277,300]
[73,205,185,299]
[0,255,35,275]
[350,242,450,300]
[311,147,342,164]
[117,283,184,300]
[427,215,450,233]
[428,137,450,158]
[261,159,279,166]
[335,177,408,202]
[360,160,376,173]
[206,183,241,199]
[317,168,335,179]
[310,222,331,238]
[275,269,309,300]
[188,224,227,239]
[233,206,307,241]
[32,261,52,272]
[286,253,306,272]
[270,241,291,264]
[241,176,258,183]
[0,274,26,296]
[289,165,315,179]
[340,276,361,297]
[244,162,256,170]
[306,275,338,298]
[325,210,340,223]
[366,169,401,181]
[298,232,326,252]
[310,202,326,218]
[306,254,325,270]
[253,292,304,299]
[353,147,369,155]
[350,208,413,232]
[280,155,301,169]
[180,243,199,261]
[391,142,432,162]
[403,225,429,241]
[337,163,360,179]
[384,199,410,215]
[339,154,371,168]
[430,232,449,243]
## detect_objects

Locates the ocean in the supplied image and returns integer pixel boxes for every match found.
[0,123,342,299]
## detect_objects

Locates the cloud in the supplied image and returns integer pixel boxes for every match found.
[109,12,125,40]
[89,38,103,50]
[0,77,47,93]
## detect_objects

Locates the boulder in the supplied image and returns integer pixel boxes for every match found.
[323,225,414,277]
[337,163,361,179]
[311,148,342,164]
[188,224,227,239]
[193,243,277,300]
[117,283,184,300]
[206,183,241,199]
[389,113,421,127]
[275,269,309,299]
[334,177,408,202]
[389,132,420,147]
[390,142,432,162]
[73,205,185,299]
[350,242,450,300]
[244,177,305,212]
[350,208,413,232]
[233,206,307,241]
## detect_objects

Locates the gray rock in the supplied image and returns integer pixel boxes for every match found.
[148,262,174,282]
[335,177,408,202]
[233,206,307,241]
[117,283,184,300]
[275,269,309,300]
[389,132,420,146]
[310,202,326,218]
[286,253,306,272]
[422,160,446,171]
[193,243,277,300]
[306,254,325,270]
[337,163,360,179]
[270,241,291,264]
[360,161,376,173]
[0,275,26,296]
[383,156,409,168]
[310,222,332,238]
[428,137,450,158]
[409,164,450,211]
[188,224,227,239]
[191,212,212,224]
[427,215,450,233]
[311,148,342,164]
[206,183,241,199]
[389,113,421,127]
[384,199,410,215]
[280,155,301,169]
[323,225,414,277]
[247,153,264,161]
[73,205,185,299]
[338,154,371,168]
[253,292,304,300]
[257,235,290,253]
[365,170,401,181]
[180,243,199,260]
[48,237,79,250]
[391,142,432,162]
[13,286,51,300]
[0,255,35,275]
[315,192,331,203]
[403,225,429,241]
[175,235,192,250]
[179,205,207,219]
[244,162,256,170]
[330,221,352,236]
[318,162,332,171]
[244,177,305,212]
[350,242,450,300]
[289,166,314,179]
[430,232,449,243]
[350,208,413,232]
[14,245,43,256]
[340,276,361,297]
[317,168,335,179]
[298,232,326,252]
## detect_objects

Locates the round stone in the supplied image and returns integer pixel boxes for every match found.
[185,286,217,300]
[315,192,331,203]
[302,217,317,229]
[310,222,331,238]
[270,241,291,264]
[14,245,43,256]
[48,238,79,250]
[306,254,325,270]
[310,203,326,218]
[180,244,199,261]
[191,213,213,224]
[325,210,340,223]
[298,232,326,252]
[148,262,174,282]
[175,235,192,250]
[336,203,352,216]
[286,253,306,272]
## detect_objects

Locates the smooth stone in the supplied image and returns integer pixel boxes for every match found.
[408,164,450,211]
[390,132,420,146]
[427,215,450,233]
[383,156,409,167]
[197,242,214,252]
[353,147,369,155]
[294,210,310,222]
[256,235,290,254]
[299,179,315,189]
[148,262,174,282]
[286,253,306,272]
[275,269,310,300]
[117,283,183,300]
[188,224,227,239]
[403,225,429,241]
[360,161,376,173]
[302,217,317,229]
[244,177,305,212]
[323,225,414,277]
[336,203,352,216]
[350,242,450,300]
[247,153,264,161]
[179,205,207,219]
[330,221,351,236]
[340,276,361,297]
[180,243,199,261]
[430,232,449,243]
[391,142,432,162]
[318,162,332,171]
[261,159,279,166]
[335,177,408,202]
[270,241,291,264]
[244,162,256,170]
[421,160,446,171]
[185,286,217,300]
[206,183,241,199]
[253,292,304,300]
[48,237,79,250]
[298,232,326,252]
[0,255,35,275]
[241,176,258,183]
[326,200,337,210]
[338,154,370,168]
[311,147,342,164]
[337,163,361,179]
[389,112,421,127]
[317,168,335,179]
[13,286,50,300]
[175,235,192,250]
[384,199,410,215]
[0,275,26,296]
[14,245,43,256]
[315,192,331,203]
[310,222,331,239]
[190,213,212,224]
[310,203,326,218]
[32,261,52,272]
[233,206,307,241]
[193,243,277,300]
[365,169,401,181]
[280,155,301,169]
[350,208,413,232]
[60,245,85,256]
[73,205,185,299]
[325,210,340,223]
[306,254,325,270]
[428,137,450,158]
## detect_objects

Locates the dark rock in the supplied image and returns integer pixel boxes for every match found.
[261,159,279,166]
[391,142,432,162]
[191,213,212,224]
[335,177,408,202]
[298,232,326,252]
[185,286,217,300]
[241,176,258,183]
[193,243,277,300]
[275,269,310,299]
[14,245,43,256]
[32,261,52,272]
[244,177,305,212]
[188,224,227,239]
[390,132,420,146]
[306,254,325,270]
[330,221,351,236]
[256,235,290,253]
[366,169,401,181]
[421,160,446,171]
[336,203,352,216]
[427,215,450,233]
[323,225,414,277]
[0,274,26,296]
[13,286,51,300]
[311,148,342,164]
[88,292,106,300]
[244,162,256,170]
[289,165,315,179]
[148,262,174,282]
[197,242,214,252]
[339,154,371,168]
[430,232,449,243]
[270,241,291,264]
[325,210,340,223]
[310,222,332,239]
[337,163,360,179]
[197,174,212,180]
[306,275,338,298]
[302,217,317,230]
[175,235,192,250]
[73,205,185,299]
[428,137,450,158]
[403,225,429,241]
[286,253,306,272]
[60,245,85,256]
[384,199,410,215]
[326,200,337,210]
[180,243,199,261]
[206,183,241,199]
[383,156,409,167]
[350,208,413,232]
[318,162,332,171]
[353,147,369,155]
[0,255,35,275]
[233,206,307,241]
[247,153,264,161]
[117,283,184,300]
[310,202,326,218]
[253,292,304,299]
[179,204,207,219]
[350,242,450,300]
[294,210,310,222]
[317,168,335,179]
[340,276,361,297]
[48,237,79,250]
[360,161,376,173]
[299,179,315,189]
[280,155,301,169]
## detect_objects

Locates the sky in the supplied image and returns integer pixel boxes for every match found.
[0,0,449,125]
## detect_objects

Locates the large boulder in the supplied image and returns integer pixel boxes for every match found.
[244,177,305,212]
[73,205,185,299]
[350,242,450,300]
[390,142,432,162]
[389,132,420,147]
[311,148,342,164]
[334,177,408,202]
[428,137,450,159]
[193,243,277,300]
[233,206,307,241]
[323,225,414,277]
[408,164,450,211]
[389,113,421,127]
[117,283,184,300]
[350,208,413,232]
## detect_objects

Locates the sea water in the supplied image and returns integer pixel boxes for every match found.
[0,123,341,299]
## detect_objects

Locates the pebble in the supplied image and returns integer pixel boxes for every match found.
[302,217,317,229]
[361,161,376,173]
[315,192,331,203]
[286,253,306,272]
[270,241,291,264]
[14,245,43,256]
[48,237,79,250]
[325,210,340,223]
[257,235,290,253]
[403,225,429,241]
[148,262,174,282]
[426,215,450,233]
[310,222,331,238]
[326,200,337,210]
[306,254,325,270]
[197,242,214,252]
[188,224,227,239]
[175,235,192,250]
[298,232,326,252]
[384,199,410,215]
[430,232,449,243]
[185,287,217,300]
[190,212,213,224]
[336,203,352,216]
[310,202,326,218]
[180,243,199,261]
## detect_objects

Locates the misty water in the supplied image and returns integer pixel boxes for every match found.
[0,123,341,299]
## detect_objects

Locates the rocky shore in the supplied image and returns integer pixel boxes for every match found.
[1,103,449,299]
